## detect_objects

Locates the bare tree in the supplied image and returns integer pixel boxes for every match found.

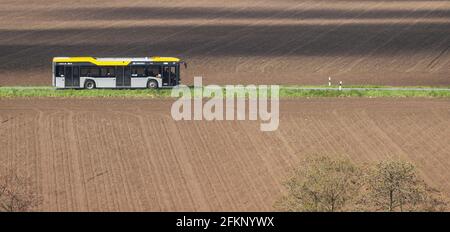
[276,157,447,212]
[361,160,447,212]
[275,155,361,212]
[0,167,41,212]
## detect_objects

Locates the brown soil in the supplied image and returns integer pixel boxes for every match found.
[0,0,449,86]
[0,98,448,211]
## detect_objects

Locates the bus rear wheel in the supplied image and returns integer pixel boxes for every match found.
[84,80,96,90]
[147,80,158,89]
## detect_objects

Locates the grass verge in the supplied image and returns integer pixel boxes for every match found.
[279,88,450,98]
[0,86,449,98]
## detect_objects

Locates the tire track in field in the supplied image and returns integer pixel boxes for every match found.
[404,33,450,73]
[428,45,450,70]
[389,5,450,74]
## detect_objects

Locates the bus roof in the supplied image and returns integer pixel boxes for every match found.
[53,57,181,66]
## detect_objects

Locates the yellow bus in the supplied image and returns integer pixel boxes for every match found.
[52,57,184,89]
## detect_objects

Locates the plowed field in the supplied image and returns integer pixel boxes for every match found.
[0,0,449,86]
[1,98,448,211]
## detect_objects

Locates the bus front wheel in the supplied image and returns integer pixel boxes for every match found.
[84,80,96,90]
[147,80,158,89]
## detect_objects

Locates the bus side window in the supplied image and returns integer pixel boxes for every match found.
[55,65,64,77]
[80,67,99,77]
[101,67,116,77]
[170,66,176,77]
[80,67,90,77]
[131,66,145,77]
[90,67,100,77]
[108,67,116,77]
[146,65,160,77]
[163,66,175,77]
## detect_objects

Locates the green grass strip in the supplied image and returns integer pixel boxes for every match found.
[0,86,449,98]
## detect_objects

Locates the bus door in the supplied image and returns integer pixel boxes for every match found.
[64,65,80,88]
[119,66,131,87]
[116,66,130,87]
[161,65,177,87]
[64,66,72,87]
[72,66,80,87]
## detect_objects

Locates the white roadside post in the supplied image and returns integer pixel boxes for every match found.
[339,81,342,91]
[328,77,331,86]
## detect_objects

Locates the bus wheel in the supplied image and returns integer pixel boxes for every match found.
[147,80,158,89]
[84,80,95,90]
